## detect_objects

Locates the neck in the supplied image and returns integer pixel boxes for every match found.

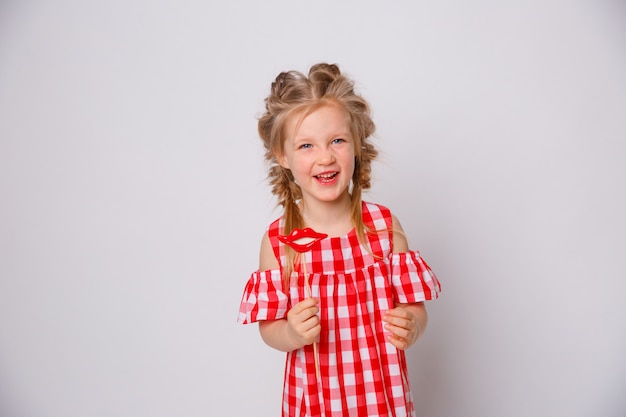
[299,193,354,237]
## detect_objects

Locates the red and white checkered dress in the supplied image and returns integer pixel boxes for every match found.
[238,201,441,417]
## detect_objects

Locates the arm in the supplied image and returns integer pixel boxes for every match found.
[383,215,429,350]
[259,298,321,352]
[256,233,321,352]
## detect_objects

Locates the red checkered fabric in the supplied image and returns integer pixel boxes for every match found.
[238,201,441,416]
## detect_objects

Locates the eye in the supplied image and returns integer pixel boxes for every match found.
[299,143,312,149]
[331,138,346,144]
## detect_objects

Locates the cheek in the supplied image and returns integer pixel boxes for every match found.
[344,149,356,170]
[288,154,305,170]
[347,153,357,179]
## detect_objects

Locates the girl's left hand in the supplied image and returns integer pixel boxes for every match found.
[383,304,423,350]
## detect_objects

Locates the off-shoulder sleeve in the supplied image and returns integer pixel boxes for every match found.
[237,269,289,324]
[390,251,441,303]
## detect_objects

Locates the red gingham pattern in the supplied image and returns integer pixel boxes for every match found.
[238,269,288,323]
[238,201,441,416]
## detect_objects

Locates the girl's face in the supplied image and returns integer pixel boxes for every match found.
[279,103,355,207]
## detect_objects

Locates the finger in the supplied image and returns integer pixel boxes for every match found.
[301,320,321,344]
[384,307,411,321]
[385,322,412,339]
[300,305,319,321]
[302,313,319,330]
[297,297,318,310]
[383,314,403,328]
[387,334,409,350]
[384,315,414,333]
[290,300,317,317]
[289,306,317,326]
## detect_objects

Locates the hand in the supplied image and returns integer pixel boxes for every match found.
[383,304,423,350]
[286,298,321,348]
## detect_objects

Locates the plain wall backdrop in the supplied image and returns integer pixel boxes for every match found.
[1,1,625,416]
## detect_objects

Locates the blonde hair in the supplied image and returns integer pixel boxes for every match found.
[258,63,378,282]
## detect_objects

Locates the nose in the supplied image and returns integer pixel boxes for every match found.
[317,146,336,165]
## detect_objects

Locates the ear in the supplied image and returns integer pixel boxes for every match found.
[276,152,290,170]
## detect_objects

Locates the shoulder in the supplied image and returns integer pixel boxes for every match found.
[362,200,393,230]
[391,214,409,252]
[267,216,283,238]
[362,200,391,216]
[259,232,280,270]
[258,216,283,271]
[363,201,409,253]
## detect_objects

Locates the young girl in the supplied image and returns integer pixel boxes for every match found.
[238,63,441,417]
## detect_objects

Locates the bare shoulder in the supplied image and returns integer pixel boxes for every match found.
[259,232,280,270]
[391,214,409,253]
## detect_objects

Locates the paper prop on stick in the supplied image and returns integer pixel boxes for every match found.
[278,227,327,379]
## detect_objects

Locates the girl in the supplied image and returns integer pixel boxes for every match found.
[238,63,441,417]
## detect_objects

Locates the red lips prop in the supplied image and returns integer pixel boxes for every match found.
[278,227,327,380]
[277,227,328,252]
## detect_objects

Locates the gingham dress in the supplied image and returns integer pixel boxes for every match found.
[238,201,441,417]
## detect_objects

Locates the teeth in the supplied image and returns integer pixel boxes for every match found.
[317,172,336,178]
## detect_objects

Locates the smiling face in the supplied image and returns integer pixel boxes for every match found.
[278,102,356,208]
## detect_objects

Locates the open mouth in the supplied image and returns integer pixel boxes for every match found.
[315,172,338,184]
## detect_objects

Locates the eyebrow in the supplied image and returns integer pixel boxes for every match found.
[294,131,352,141]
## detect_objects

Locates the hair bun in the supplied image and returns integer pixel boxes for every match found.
[308,63,345,98]
[308,63,341,79]
[271,71,299,100]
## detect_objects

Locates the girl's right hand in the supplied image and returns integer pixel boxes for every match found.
[286,298,321,348]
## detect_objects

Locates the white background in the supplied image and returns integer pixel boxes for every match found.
[1,1,625,416]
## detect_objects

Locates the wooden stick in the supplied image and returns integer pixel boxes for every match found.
[302,256,320,380]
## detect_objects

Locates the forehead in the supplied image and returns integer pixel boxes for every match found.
[286,102,351,139]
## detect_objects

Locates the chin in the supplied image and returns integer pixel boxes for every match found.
[319,190,351,203]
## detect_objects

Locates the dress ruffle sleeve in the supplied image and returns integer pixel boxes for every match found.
[390,251,441,303]
[237,269,289,324]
